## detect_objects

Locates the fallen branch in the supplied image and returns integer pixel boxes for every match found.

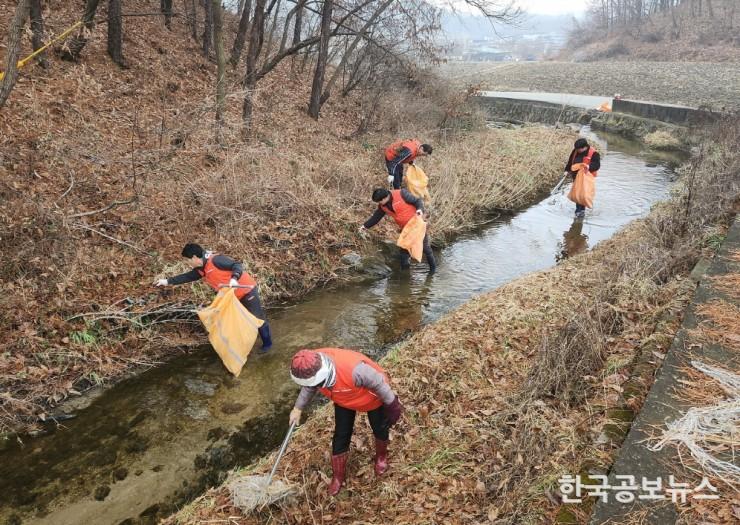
[66,198,136,219]
[72,222,152,256]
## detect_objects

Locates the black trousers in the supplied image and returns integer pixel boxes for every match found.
[386,159,403,189]
[399,233,436,269]
[332,403,389,455]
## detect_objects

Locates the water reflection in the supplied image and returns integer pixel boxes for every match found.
[556,217,590,262]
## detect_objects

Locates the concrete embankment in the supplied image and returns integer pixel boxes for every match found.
[589,216,740,524]
[473,92,723,143]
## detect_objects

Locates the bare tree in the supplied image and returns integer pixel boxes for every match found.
[202,0,214,57]
[161,0,174,29]
[62,0,102,61]
[319,0,394,108]
[108,0,125,66]
[212,0,226,141]
[29,0,47,68]
[242,0,268,134]
[230,0,253,66]
[183,0,198,40]
[308,0,333,119]
[0,0,30,109]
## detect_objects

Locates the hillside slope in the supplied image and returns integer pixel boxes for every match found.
[0,0,569,432]
[561,0,740,62]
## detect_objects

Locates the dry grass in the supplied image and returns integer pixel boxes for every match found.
[644,130,683,151]
[693,300,740,351]
[0,2,573,433]
[166,116,739,524]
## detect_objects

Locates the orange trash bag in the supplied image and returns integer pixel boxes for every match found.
[396,215,427,262]
[405,165,431,201]
[567,162,596,209]
[197,288,264,376]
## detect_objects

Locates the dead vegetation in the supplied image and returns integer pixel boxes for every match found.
[166,118,739,524]
[0,2,571,433]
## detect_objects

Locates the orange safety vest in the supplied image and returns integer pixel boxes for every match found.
[568,146,599,177]
[384,139,422,162]
[381,189,417,229]
[317,348,388,412]
[197,254,256,300]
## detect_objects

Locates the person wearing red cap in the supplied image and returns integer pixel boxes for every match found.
[288,348,403,496]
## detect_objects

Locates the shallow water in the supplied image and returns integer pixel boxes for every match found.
[0,128,682,525]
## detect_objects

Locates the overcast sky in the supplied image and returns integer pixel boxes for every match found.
[515,0,585,15]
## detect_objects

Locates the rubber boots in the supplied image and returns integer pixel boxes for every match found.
[328,452,348,496]
[257,323,273,352]
[374,438,389,476]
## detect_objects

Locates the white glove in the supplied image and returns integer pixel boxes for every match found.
[416,209,423,216]
[229,278,239,288]
[155,278,168,287]
[358,225,367,236]
[289,407,302,426]
[387,175,394,185]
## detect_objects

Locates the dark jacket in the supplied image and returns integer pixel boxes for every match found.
[167,254,244,285]
[363,189,423,229]
[565,148,601,176]
[386,147,414,175]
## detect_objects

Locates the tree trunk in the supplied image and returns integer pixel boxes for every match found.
[62,0,101,61]
[161,0,174,29]
[202,0,213,57]
[212,0,226,141]
[230,0,252,67]
[29,0,47,68]
[292,0,304,46]
[185,0,198,40]
[242,0,267,136]
[307,0,333,119]
[0,0,30,109]
[262,0,282,67]
[107,0,125,66]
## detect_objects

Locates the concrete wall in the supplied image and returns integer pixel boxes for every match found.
[473,97,595,126]
[612,98,719,126]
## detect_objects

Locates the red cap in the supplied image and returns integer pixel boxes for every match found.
[290,350,322,379]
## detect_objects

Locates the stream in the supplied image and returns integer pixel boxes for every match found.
[0,127,684,525]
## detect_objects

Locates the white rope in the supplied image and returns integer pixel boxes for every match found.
[649,360,740,487]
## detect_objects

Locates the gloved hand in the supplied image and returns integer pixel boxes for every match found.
[229,278,239,288]
[384,396,403,426]
[154,278,168,287]
[358,225,367,236]
[415,209,423,216]
[387,175,394,185]
[289,407,302,426]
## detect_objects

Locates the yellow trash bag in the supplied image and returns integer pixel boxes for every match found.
[597,101,612,112]
[405,165,431,200]
[397,215,427,262]
[197,288,264,377]
[567,162,596,209]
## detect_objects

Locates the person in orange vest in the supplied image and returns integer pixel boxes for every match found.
[385,139,433,189]
[154,243,273,351]
[563,138,601,219]
[359,188,437,273]
[288,348,403,496]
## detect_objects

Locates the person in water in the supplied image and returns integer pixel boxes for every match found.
[154,243,273,351]
[563,138,601,218]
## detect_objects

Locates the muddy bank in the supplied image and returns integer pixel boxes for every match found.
[167,119,739,525]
